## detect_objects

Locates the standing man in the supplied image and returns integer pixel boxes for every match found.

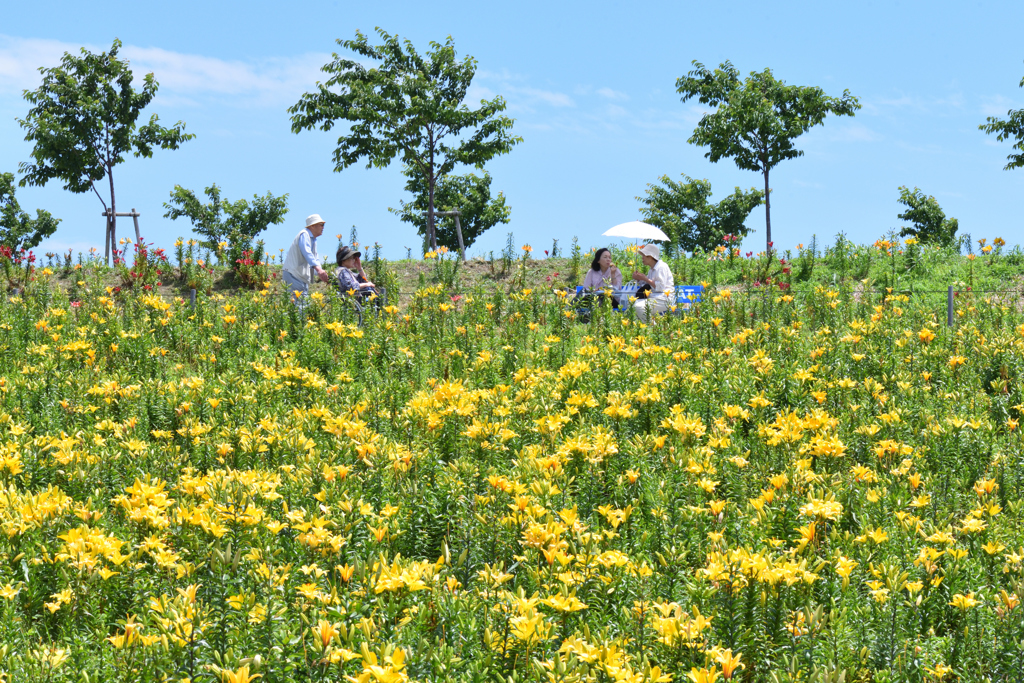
[283,214,330,305]
[631,243,675,322]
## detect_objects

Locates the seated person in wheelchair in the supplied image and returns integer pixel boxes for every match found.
[336,245,379,301]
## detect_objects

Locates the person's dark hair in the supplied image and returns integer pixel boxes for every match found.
[591,248,610,272]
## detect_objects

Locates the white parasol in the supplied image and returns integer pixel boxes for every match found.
[601,221,670,242]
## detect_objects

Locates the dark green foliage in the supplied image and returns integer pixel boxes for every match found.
[0,172,60,251]
[163,183,289,249]
[677,60,859,252]
[637,173,763,253]
[979,69,1024,170]
[896,186,959,248]
[289,28,521,251]
[391,168,510,251]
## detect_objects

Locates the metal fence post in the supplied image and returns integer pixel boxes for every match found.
[947,285,954,327]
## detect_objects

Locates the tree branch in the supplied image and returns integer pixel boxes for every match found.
[90,181,108,212]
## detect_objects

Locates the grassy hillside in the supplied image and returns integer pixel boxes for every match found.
[6,236,1023,309]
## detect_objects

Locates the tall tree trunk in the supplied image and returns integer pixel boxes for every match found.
[427,135,437,251]
[108,165,117,265]
[763,166,772,256]
[427,171,437,252]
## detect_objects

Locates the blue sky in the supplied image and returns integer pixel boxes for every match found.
[1,0,1022,260]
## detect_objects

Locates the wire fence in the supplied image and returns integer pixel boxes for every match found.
[708,283,1024,328]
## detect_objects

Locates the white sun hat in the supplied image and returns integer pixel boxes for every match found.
[638,243,661,259]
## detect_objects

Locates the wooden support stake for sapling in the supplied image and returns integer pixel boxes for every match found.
[434,210,465,262]
[101,209,143,255]
[132,208,141,246]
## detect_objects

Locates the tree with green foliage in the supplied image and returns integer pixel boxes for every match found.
[17,39,193,264]
[896,186,958,248]
[163,184,289,249]
[390,168,510,251]
[289,28,521,251]
[0,172,60,252]
[676,60,860,253]
[637,174,763,253]
[979,70,1024,170]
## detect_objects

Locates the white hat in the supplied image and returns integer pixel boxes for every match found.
[305,214,325,227]
[638,243,661,259]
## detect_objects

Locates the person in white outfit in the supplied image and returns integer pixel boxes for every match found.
[282,214,330,306]
[631,243,675,322]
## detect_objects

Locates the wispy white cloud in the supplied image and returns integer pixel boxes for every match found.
[596,86,628,101]
[0,36,72,92]
[474,70,577,114]
[0,35,331,107]
[466,83,496,103]
[122,45,330,106]
[860,91,965,116]
[474,70,707,139]
[979,94,1023,118]
[511,85,575,108]
[820,122,882,143]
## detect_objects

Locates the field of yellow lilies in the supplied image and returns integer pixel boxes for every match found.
[0,265,1023,683]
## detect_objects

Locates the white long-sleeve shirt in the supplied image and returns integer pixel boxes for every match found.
[646,259,675,302]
